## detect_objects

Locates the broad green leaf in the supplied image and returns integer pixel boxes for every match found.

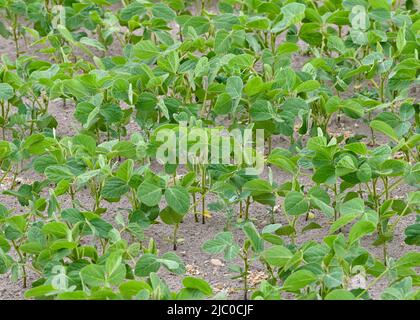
[133,40,160,60]
[335,156,357,176]
[348,221,376,244]
[243,179,272,196]
[244,76,264,96]
[80,264,106,287]
[135,254,160,277]
[330,213,361,234]
[294,80,320,93]
[250,100,272,121]
[80,37,105,51]
[339,198,364,216]
[0,83,14,100]
[283,270,317,292]
[284,192,309,216]
[24,285,56,298]
[262,245,293,267]
[370,120,399,142]
[101,177,129,199]
[42,222,69,238]
[225,76,243,100]
[138,181,162,207]
[164,186,190,214]
[242,221,264,253]
[119,2,146,21]
[213,93,232,115]
[182,277,212,296]
[325,289,355,300]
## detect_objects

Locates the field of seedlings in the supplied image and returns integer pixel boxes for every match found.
[0,0,419,301]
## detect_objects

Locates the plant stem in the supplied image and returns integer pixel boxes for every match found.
[173,223,179,250]
[201,167,206,224]
[193,192,198,222]
[245,196,251,220]
[241,251,249,300]
[12,240,27,288]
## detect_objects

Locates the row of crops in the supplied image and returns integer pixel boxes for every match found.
[0,0,419,300]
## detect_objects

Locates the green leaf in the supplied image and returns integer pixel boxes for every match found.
[116,160,134,183]
[335,156,357,176]
[329,213,360,234]
[302,222,322,233]
[0,83,14,101]
[160,207,184,225]
[80,264,106,287]
[339,198,365,216]
[272,3,306,32]
[42,222,69,238]
[214,30,231,54]
[277,42,299,55]
[397,252,420,269]
[357,163,372,182]
[294,80,320,93]
[57,25,74,43]
[404,222,420,245]
[138,181,162,207]
[325,289,355,300]
[370,120,399,142]
[157,51,179,74]
[396,25,406,53]
[176,15,210,35]
[213,93,232,115]
[262,245,293,267]
[74,134,96,155]
[135,254,160,277]
[284,192,309,216]
[342,100,364,119]
[244,76,264,97]
[20,242,43,254]
[106,252,122,276]
[194,57,209,78]
[0,20,11,38]
[80,37,105,51]
[89,218,113,238]
[164,186,190,214]
[119,280,151,299]
[119,2,146,21]
[202,232,237,260]
[0,235,10,253]
[133,40,160,60]
[101,177,129,199]
[182,277,212,296]
[348,221,376,244]
[250,100,273,121]
[242,221,264,253]
[152,3,176,21]
[160,252,185,275]
[267,153,297,175]
[0,141,12,160]
[44,165,74,183]
[243,179,272,196]
[50,240,76,251]
[24,285,56,298]
[283,270,317,292]
[225,76,243,100]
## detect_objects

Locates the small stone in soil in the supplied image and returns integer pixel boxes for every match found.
[210,258,224,267]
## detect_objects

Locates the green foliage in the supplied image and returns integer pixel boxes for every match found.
[0,0,418,301]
